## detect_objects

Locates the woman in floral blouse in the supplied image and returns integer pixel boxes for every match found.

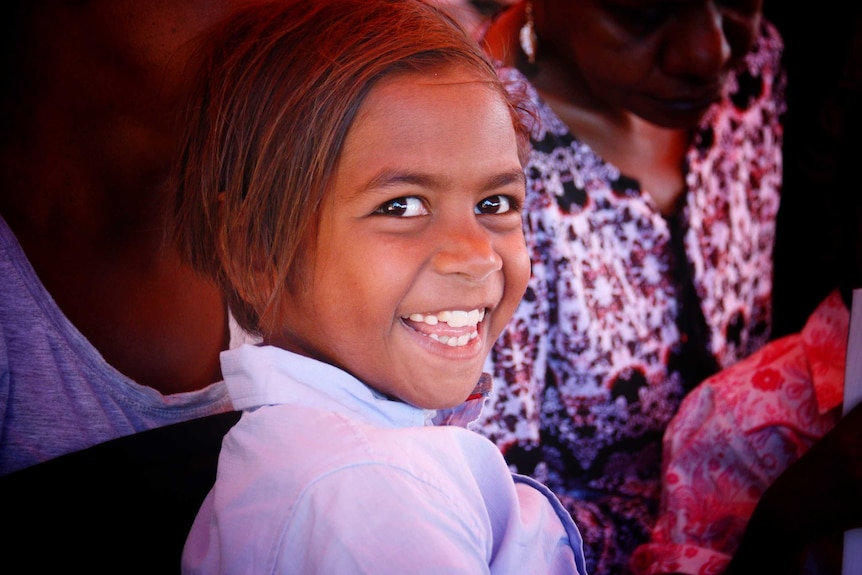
[472,1,785,573]
[634,11,862,573]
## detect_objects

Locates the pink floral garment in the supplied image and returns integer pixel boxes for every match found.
[630,290,848,575]
[472,22,786,575]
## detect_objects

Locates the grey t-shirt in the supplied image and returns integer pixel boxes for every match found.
[0,214,253,476]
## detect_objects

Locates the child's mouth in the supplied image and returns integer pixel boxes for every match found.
[401,308,485,348]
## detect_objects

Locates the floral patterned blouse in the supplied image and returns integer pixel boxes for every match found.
[630,290,848,575]
[472,22,786,574]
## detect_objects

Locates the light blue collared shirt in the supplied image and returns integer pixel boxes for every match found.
[183,344,587,574]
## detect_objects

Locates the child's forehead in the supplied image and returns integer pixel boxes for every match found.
[350,71,509,138]
[331,70,520,199]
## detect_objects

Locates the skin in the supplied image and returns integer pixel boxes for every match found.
[486,0,762,214]
[268,69,530,410]
[0,0,272,393]
[531,0,763,129]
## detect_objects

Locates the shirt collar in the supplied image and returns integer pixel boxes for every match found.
[220,344,488,429]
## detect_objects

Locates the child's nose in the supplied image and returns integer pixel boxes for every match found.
[432,219,503,282]
[662,4,732,80]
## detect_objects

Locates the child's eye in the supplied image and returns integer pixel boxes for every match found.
[374,196,428,217]
[475,194,515,215]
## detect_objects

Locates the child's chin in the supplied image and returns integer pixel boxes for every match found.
[415,384,481,411]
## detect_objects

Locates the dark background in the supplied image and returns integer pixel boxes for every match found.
[766,1,862,337]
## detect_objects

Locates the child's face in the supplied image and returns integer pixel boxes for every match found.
[272,68,529,410]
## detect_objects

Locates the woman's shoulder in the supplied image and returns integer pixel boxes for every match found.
[727,18,786,111]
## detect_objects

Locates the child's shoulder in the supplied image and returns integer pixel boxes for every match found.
[222,404,511,500]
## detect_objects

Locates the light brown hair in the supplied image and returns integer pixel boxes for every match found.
[172,0,531,337]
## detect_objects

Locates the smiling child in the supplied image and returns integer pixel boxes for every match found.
[173,1,587,573]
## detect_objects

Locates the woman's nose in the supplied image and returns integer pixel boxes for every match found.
[663,4,732,80]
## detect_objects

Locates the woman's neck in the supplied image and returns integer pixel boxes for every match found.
[537,87,690,215]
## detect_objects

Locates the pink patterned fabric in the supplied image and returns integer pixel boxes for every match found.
[630,290,848,575]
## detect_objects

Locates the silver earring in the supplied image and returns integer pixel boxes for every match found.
[519,1,537,64]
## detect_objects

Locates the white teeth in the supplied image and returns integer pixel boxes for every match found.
[404,309,485,347]
[408,313,437,325]
[405,309,485,328]
[428,331,478,348]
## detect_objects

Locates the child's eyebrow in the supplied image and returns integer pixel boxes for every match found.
[483,169,527,191]
[357,168,526,197]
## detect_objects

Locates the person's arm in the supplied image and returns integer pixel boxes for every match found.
[630,381,764,575]
[723,402,862,575]
[277,454,586,575]
[633,337,817,575]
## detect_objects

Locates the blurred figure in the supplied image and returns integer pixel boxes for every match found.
[633,8,862,575]
[0,0,263,476]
